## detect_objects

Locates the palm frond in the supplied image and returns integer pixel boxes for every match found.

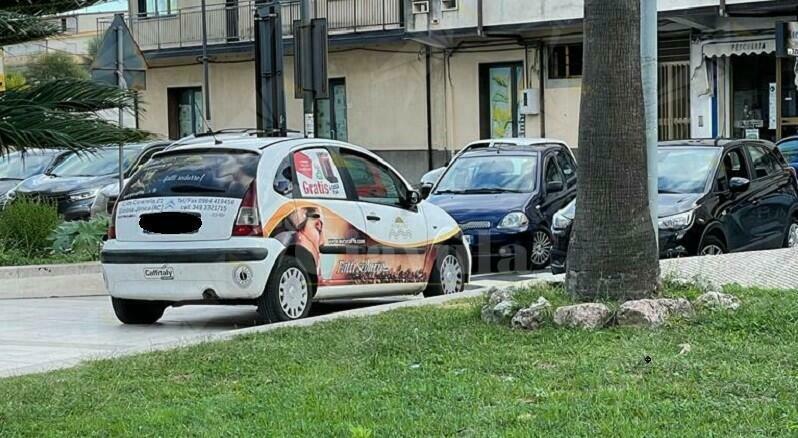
[0,81,151,155]
[0,1,104,15]
[2,80,143,112]
[0,10,59,45]
[0,106,151,155]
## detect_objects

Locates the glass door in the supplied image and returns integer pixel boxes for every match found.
[778,57,798,139]
[479,63,523,139]
[315,79,348,141]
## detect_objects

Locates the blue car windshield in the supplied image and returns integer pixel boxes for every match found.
[0,152,53,180]
[658,147,721,194]
[779,140,798,163]
[435,155,538,194]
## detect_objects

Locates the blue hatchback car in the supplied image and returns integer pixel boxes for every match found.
[777,136,798,174]
[427,142,577,270]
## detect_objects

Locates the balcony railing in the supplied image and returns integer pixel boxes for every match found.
[100,0,404,52]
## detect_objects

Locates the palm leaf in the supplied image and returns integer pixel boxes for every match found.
[0,10,59,45]
[0,1,104,15]
[3,80,143,112]
[0,81,151,155]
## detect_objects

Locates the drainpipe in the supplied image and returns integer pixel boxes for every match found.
[539,43,546,138]
[642,0,658,241]
[200,0,212,127]
[477,0,483,37]
[426,45,434,170]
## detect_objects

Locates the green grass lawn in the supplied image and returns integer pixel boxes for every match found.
[1,285,797,436]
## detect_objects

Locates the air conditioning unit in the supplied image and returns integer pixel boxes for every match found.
[412,1,430,14]
[441,0,459,11]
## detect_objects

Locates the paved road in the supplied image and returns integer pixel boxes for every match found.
[0,272,538,378]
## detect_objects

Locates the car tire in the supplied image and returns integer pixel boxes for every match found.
[424,245,466,297]
[784,218,798,248]
[111,297,167,325]
[698,235,726,256]
[528,229,554,270]
[258,256,313,323]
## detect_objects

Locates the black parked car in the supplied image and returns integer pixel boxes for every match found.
[427,142,577,270]
[0,149,71,207]
[550,139,798,274]
[9,141,170,220]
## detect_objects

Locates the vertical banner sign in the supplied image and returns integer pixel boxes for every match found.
[776,22,798,57]
[0,48,5,92]
[769,82,777,130]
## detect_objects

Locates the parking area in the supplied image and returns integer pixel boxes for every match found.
[0,270,538,378]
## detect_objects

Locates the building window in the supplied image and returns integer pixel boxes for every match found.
[138,0,176,17]
[167,87,204,139]
[441,0,458,11]
[479,63,524,139]
[315,78,348,141]
[548,44,583,79]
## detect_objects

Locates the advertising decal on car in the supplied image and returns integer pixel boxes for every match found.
[294,149,346,199]
[264,200,460,286]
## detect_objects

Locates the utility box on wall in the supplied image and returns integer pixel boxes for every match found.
[520,88,540,115]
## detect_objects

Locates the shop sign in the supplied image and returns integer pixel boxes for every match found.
[776,22,798,57]
[734,119,763,129]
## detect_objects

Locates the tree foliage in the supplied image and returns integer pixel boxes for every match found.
[24,51,90,83]
[0,0,151,154]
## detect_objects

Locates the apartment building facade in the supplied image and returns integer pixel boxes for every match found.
[117,0,798,181]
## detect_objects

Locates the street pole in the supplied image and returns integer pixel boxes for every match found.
[116,18,126,192]
[301,0,314,138]
[201,0,212,128]
[641,0,658,242]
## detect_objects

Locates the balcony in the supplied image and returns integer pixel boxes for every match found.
[100,0,404,52]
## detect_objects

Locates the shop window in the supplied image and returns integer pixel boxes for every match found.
[549,44,583,79]
[167,87,204,140]
[479,63,524,139]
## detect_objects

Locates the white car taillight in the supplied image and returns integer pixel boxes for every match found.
[232,181,262,237]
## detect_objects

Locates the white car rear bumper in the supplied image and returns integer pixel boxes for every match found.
[101,238,284,302]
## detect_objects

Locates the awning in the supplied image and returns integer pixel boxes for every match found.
[702,38,775,58]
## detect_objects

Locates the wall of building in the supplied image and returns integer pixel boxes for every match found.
[408,0,779,33]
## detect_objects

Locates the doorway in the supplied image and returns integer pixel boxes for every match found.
[315,78,348,141]
[479,62,524,139]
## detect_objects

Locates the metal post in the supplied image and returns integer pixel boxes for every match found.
[301,0,314,138]
[116,20,126,192]
[641,0,658,242]
[201,0,212,126]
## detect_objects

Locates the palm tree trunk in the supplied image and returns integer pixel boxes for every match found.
[566,0,659,301]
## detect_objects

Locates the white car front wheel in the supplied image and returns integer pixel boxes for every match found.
[424,246,465,297]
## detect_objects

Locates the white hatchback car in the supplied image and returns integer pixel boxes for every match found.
[101,137,471,324]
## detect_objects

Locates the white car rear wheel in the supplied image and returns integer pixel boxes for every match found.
[259,256,313,323]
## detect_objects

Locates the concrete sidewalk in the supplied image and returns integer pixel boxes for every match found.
[661,247,798,290]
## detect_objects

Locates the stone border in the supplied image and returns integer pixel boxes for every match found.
[0,287,492,378]
[0,262,101,280]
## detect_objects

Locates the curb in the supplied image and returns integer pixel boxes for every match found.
[0,262,101,280]
[0,287,492,379]
[0,263,105,299]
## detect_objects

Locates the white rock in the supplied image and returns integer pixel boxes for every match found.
[553,303,611,330]
[617,298,694,328]
[511,297,551,330]
[694,292,741,311]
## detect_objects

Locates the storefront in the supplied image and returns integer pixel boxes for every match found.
[692,34,798,142]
